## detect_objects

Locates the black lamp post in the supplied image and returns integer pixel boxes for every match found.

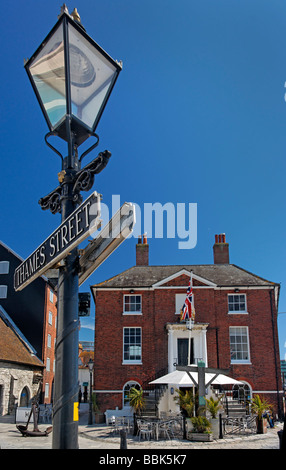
[24,6,121,449]
[88,358,94,425]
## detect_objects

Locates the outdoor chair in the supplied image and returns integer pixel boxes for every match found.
[109,416,120,435]
[170,417,184,438]
[115,416,132,434]
[109,415,116,425]
[43,407,52,423]
[39,404,52,423]
[158,421,173,440]
[167,420,176,438]
[137,420,152,441]
[123,417,133,433]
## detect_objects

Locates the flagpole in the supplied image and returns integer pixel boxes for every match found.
[187,271,193,366]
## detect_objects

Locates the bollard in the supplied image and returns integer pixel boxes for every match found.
[277,430,283,449]
[120,429,127,449]
[219,413,223,439]
[183,416,187,439]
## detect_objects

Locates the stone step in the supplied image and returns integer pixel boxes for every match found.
[223,398,248,417]
[227,405,247,411]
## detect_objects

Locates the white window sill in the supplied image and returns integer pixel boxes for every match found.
[231,361,251,365]
[122,362,142,365]
[228,311,248,315]
[122,312,142,315]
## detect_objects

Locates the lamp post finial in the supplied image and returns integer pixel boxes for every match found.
[58,4,69,19]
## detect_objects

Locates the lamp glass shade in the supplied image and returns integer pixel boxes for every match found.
[28,23,66,129]
[68,25,119,130]
[25,13,121,145]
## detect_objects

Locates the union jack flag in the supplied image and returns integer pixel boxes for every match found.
[180,279,195,322]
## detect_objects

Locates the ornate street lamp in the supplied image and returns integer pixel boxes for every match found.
[88,358,94,425]
[24,6,122,147]
[24,6,122,449]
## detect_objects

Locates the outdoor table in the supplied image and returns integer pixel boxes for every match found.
[114,416,132,433]
[141,418,169,440]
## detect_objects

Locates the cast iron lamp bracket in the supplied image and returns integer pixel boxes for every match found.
[45,132,64,163]
[39,131,111,214]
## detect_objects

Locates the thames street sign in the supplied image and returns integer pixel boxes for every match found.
[14,191,101,291]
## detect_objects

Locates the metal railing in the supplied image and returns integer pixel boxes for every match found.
[222,415,257,435]
[141,367,169,417]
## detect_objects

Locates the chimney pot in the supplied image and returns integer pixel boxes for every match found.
[136,236,149,266]
[213,233,229,264]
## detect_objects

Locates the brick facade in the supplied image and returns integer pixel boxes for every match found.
[91,235,283,417]
[42,285,57,403]
[0,241,57,406]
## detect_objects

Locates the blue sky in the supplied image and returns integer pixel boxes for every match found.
[1,1,286,358]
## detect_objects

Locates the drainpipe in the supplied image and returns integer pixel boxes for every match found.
[269,289,282,418]
[207,327,220,368]
[215,328,220,368]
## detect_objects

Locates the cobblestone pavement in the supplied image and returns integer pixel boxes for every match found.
[0,419,283,450]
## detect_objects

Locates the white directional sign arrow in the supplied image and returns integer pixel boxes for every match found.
[78,202,136,286]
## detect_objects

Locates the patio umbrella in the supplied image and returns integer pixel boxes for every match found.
[150,370,243,386]
[211,374,243,385]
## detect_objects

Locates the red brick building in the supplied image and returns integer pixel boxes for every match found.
[0,241,57,406]
[91,234,283,417]
[42,284,57,404]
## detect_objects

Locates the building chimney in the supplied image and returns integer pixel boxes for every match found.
[213,233,229,264]
[136,234,149,266]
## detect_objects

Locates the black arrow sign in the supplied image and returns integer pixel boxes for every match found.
[14,191,101,291]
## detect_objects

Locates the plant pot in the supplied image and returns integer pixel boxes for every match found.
[187,432,213,442]
[256,417,267,434]
[185,418,193,433]
[95,413,105,424]
[210,418,219,439]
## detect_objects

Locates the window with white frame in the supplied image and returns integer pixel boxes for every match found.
[0,285,7,299]
[46,357,50,371]
[123,295,142,314]
[228,294,247,313]
[175,294,187,315]
[48,311,53,325]
[47,334,51,348]
[229,327,250,363]
[0,261,9,274]
[123,381,141,407]
[49,289,54,303]
[123,327,142,363]
[45,383,49,399]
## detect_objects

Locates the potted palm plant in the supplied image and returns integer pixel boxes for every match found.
[205,395,223,439]
[129,387,145,415]
[174,389,195,436]
[92,393,103,423]
[189,415,213,441]
[129,387,145,436]
[174,389,195,417]
[251,394,270,434]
